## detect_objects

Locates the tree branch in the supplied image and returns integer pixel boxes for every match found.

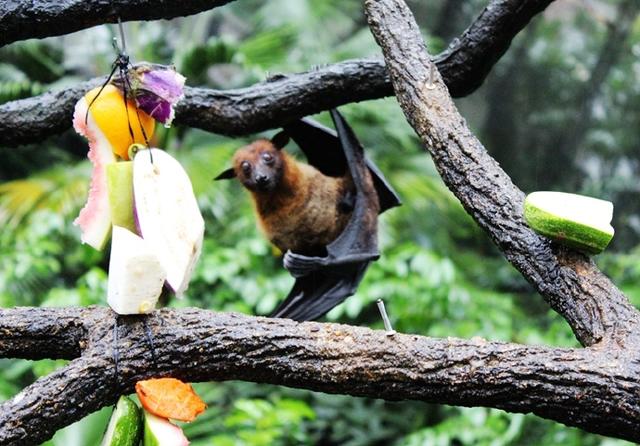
[2,306,640,445]
[0,0,555,147]
[363,0,640,348]
[0,306,88,360]
[0,0,235,47]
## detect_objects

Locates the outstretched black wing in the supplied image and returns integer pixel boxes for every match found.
[270,109,400,321]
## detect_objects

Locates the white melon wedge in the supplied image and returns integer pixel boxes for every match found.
[133,148,204,298]
[108,226,167,315]
[524,191,614,254]
[143,412,189,446]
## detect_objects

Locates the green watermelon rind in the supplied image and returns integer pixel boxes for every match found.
[524,196,614,254]
[101,396,143,446]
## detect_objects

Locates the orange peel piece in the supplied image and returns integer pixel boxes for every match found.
[135,378,206,422]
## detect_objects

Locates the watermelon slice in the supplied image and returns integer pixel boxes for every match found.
[143,411,189,446]
[72,93,117,250]
[133,148,204,297]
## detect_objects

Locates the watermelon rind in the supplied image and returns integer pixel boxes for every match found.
[523,191,614,254]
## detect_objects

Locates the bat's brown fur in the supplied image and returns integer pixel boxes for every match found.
[230,139,353,254]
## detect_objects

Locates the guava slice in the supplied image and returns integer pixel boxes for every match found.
[133,148,204,297]
[143,411,189,446]
[107,225,167,315]
[107,162,137,233]
[100,395,143,446]
[523,191,614,254]
[72,93,117,251]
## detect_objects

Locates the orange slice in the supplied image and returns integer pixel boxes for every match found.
[84,84,155,160]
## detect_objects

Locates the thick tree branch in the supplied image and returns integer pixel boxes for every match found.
[363,0,640,348]
[0,306,88,360]
[0,0,235,47]
[2,306,640,444]
[0,0,555,147]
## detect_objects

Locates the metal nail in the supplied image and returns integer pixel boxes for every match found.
[376,299,396,336]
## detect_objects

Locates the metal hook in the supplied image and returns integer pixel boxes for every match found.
[117,17,127,54]
[425,62,437,90]
[376,299,396,336]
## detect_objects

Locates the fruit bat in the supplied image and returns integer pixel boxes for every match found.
[216,109,400,321]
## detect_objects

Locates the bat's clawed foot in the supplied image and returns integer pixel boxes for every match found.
[283,250,327,278]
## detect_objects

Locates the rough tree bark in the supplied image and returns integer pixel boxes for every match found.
[3,307,640,445]
[0,0,236,47]
[4,0,640,444]
[0,0,553,147]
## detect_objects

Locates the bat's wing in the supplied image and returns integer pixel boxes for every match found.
[270,263,369,321]
[282,116,401,214]
[270,109,387,321]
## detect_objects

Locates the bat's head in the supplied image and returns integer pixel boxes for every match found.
[214,131,290,193]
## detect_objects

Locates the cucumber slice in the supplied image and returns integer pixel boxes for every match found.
[107,162,136,234]
[143,411,189,446]
[524,191,614,254]
[101,396,142,446]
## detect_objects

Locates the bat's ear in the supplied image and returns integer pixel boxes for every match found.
[271,131,290,150]
[214,168,236,181]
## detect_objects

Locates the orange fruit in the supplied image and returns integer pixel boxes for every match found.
[84,84,155,160]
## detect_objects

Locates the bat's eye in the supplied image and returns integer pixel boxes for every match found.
[261,152,274,165]
[241,161,252,175]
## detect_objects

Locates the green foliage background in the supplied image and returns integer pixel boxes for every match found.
[1,0,640,444]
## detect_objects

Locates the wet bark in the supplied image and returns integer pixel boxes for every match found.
[363,0,640,347]
[2,307,640,445]
[0,0,235,47]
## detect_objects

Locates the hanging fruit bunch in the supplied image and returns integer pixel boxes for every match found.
[73,65,207,445]
[73,64,204,308]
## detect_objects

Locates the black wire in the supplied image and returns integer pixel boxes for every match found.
[112,315,120,389]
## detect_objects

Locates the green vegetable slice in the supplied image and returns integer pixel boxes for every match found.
[101,396,143,446]
[524,191,614,254]
[107,162,136,234]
